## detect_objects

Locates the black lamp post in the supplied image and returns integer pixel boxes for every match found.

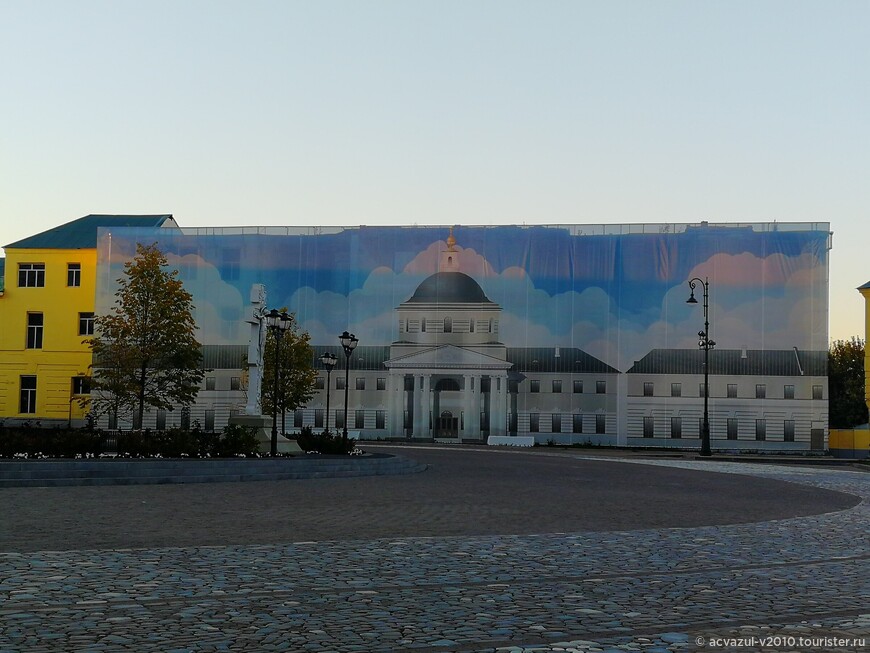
[319,352,337,432]
[339,331,359,446]
[266,308,292,456]
[687,277,715,457]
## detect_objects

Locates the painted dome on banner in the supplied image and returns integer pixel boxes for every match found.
[406,271,494,304]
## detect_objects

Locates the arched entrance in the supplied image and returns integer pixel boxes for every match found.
[435,410,459,439]
[433,377,461,439]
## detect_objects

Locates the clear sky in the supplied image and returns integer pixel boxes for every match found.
[1,1,867,341]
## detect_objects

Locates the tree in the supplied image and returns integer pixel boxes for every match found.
[88,243,204,427]
[828,337,868,428]
[260,311,317,429]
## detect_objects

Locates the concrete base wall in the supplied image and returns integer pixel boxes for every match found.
[0,454,427,487]
[487,435,535,447]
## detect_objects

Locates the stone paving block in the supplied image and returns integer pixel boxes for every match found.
[0,455,869,652]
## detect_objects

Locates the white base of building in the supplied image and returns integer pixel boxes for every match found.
[487,435,535,447]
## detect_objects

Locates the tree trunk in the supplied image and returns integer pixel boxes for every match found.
[138,363,147,429]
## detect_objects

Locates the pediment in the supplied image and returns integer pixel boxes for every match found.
[385,344,512,370]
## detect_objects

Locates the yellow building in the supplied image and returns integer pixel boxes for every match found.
[0,215,178,426]
[829,281,870,458]
[862,281,870,416]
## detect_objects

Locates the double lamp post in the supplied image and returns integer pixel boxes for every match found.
[265,308,292,456]
[339,331,359,446]
[320,331,359,447]
[319,351,337,430]
[686,277,714,457]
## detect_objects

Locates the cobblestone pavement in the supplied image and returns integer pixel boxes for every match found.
[0,451,867,652]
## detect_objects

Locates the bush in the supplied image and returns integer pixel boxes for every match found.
[213,423,260,457]
[0,424,105,458]
[0,423,260,458]
[296,426,357,455]
[117,428,201,457]
[116,424,258,457]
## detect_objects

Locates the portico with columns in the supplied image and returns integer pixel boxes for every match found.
[384,228,512,441]
[386,345,511,441]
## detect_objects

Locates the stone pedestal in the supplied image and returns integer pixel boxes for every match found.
[228,414,304,454]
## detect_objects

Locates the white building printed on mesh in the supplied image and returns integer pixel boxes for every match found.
[310,228,621,444]
[148,228,828,453]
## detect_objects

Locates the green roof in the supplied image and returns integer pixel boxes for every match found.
[506,347,620,374]
[4,214,177,249]
[627,349,827,376]
[204,344,619,375]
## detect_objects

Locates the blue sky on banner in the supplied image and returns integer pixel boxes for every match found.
[97,224,828,371]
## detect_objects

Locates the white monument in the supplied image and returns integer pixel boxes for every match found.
[228,283,303,454]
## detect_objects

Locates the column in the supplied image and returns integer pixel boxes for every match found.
[421,375,431,439]
[492,373,508,436]
[387,372,403,438]
[469,373,481,437]
[412,375,424,439]
[461,374,473,439]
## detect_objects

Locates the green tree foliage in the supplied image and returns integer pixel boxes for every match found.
[88,243,205,426]
[828,337,868,428]
[260,312,317,419]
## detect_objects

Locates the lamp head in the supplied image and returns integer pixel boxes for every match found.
[339,331,359,355]
[265,308,281,329]
[686,292,698,304]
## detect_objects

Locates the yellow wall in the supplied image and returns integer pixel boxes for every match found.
[0,247,95,423]
[829,428,870,458]
[863,286,870,416]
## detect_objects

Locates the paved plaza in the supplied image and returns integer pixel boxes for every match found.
[0,446,868,652]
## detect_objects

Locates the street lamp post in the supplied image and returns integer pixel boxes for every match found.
[319,352,338,432]
[687,277,715,457]
[339,331,359,446]
[265,308,292,456]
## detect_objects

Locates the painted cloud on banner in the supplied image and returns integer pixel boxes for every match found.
[95,224,830,371]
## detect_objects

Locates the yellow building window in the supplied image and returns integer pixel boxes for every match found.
[78,312,95,336]
[67,263,81,287]
[27,313,44,349]
[20,376,37,413]
[19,263,45,287]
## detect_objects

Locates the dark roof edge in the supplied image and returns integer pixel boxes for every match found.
[4,214,177,249]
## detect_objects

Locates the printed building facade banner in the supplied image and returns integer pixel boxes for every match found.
[95,222,831,450]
